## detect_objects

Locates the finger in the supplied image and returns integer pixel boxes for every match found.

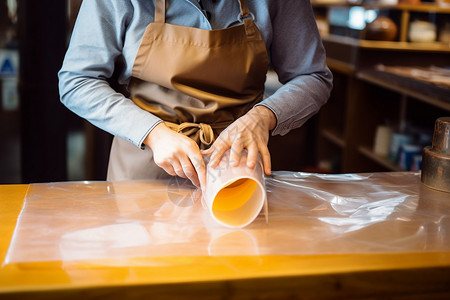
[201,146,214,156]
[188,151,207,189]
[158,161,177,176]
[246,144,259,169]
[229,140,244,167]
[172,162,188,179]
[258,142,272,175]
[165,166,177,177]
[180,158,200,188]
[195,159,207,191]
[200,147,214,167]
[209,143,229,168]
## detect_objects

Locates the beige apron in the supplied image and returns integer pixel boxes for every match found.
[107,0,268,181]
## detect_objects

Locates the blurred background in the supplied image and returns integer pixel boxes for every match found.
[1,0,127,183]
[0,0,449,184]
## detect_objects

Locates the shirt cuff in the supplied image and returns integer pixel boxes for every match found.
[138,119,164,150]
[254,102,280,135]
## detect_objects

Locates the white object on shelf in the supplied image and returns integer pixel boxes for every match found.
[409,20,436,43]
[373,125,393,158]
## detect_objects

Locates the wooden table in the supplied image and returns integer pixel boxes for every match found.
[1,182,450,299]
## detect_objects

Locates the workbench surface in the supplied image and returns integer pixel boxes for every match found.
[1,172,449,299]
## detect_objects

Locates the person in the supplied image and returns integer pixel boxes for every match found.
[58,0,333,190]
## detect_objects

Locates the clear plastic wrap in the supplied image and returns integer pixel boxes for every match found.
[4,171,450,265]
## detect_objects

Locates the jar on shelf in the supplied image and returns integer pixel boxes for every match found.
[364,16,398,41]
[409,20,437,43]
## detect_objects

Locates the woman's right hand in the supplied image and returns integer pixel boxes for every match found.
[144,123,206,190]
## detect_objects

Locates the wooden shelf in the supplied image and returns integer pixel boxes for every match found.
[356,69,450,111]
[396,3,450,13]
[321,129,346,148]
[322,34,450,52]
[358,146,405,172]
[326,57,355,75]
[312,1,450,13]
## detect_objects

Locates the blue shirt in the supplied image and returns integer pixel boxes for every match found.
[58,0,333,148]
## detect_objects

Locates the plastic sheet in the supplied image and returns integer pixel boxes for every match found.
[4,172,450,265]
[205,150,266,228]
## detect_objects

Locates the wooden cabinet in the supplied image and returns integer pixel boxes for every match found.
[313,2,450,173]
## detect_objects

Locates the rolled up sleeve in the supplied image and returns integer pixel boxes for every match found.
[257,0,333,136]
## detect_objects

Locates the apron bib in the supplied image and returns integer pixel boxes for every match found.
[108,0,268,181]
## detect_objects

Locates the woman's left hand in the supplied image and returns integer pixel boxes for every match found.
[202,105,276,175]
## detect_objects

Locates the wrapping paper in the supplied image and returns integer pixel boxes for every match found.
[4,172,450,265]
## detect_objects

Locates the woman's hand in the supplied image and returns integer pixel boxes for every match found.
[144,123,206,189]
[202,106,276,175]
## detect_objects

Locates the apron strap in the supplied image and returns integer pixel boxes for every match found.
[166,121,215,147]
[238,0,257,39]
[238,0,250,19]
[155,0,256,38]
[165,120,232,148]
[154,0,165,23]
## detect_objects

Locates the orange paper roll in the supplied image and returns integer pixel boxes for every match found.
[204,150,267,228]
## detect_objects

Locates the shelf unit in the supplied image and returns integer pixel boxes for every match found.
[358,145,405,171]
[318,67,450,173]
[313,2,450,48]
[313,2,450,173]
[357,69,450,108]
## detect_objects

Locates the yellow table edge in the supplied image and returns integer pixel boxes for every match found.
[1,184,450,298]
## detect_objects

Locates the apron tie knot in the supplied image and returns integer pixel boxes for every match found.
[166,122,215,147]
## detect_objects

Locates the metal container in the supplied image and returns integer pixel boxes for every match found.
[421,117,450,193]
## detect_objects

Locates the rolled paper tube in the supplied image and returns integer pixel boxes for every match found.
[204,150,267,228]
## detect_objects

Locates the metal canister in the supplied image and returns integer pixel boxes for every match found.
[421,117,450,193]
